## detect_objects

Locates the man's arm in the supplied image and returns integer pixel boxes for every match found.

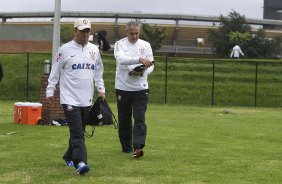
[46,50,64,102]
[230,49,234,58]
[94,52,106,99]
[142,42,154,75]
[114,41,140,65]
[128,43,154,76]
[239,48,244,56]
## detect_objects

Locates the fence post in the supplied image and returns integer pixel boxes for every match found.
[26,52,30,101]
[165,56,168,104]
[211,60,215,106]
[254,62,258,107]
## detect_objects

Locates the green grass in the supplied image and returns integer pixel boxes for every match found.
[1,101,282,183]
[0,53,50,101]
[1,54,282,107]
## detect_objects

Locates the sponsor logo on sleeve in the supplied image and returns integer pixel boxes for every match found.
[55,53,62,62]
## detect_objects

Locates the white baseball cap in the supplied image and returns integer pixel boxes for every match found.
[74,18,91,30]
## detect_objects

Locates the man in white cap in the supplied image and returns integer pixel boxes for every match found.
[46,18,106,175]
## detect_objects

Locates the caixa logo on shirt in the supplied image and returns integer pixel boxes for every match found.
[72,63,95,70]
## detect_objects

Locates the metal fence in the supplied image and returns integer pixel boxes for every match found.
[1,53,282,107]
[154,57,282,107]
[0,53,51,101]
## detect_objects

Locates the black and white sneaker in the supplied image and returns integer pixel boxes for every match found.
[65,160,74,167]
[77,161,90,175]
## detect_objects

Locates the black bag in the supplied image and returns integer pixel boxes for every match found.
[96,30,111,51]
[128,61,154,76]
[85,97,117,137]
[100,36,111,51]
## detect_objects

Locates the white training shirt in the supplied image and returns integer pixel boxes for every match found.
[230,45,244,58]
[46,40,105,107]
[114,38,154,91]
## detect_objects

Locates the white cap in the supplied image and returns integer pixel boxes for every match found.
[74,18,91,30]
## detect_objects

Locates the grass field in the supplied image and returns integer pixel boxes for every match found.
[1,54,282,107]
[1,101,282,183]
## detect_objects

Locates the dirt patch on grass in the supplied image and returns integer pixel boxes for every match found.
[0,171,32,183]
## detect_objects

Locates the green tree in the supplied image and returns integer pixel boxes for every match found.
[246,29,282,58]
[229,31,251,45]
[208,10,251,57]
[60,24,74,44]
[140,23,166,52]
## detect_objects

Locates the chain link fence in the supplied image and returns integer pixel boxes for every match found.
[1,53,282,107]
[0,53,51,101]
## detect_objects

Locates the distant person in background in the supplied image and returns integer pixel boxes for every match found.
[0,63,3,82]
[230,44,244,59]
[94,30,111,53]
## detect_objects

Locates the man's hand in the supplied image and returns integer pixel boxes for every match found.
[98,92,106,100]
[139,57,153,67]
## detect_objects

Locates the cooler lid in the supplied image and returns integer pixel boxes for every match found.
[14,102,42,107]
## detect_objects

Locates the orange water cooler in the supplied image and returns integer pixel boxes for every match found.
[14,102,42,125]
